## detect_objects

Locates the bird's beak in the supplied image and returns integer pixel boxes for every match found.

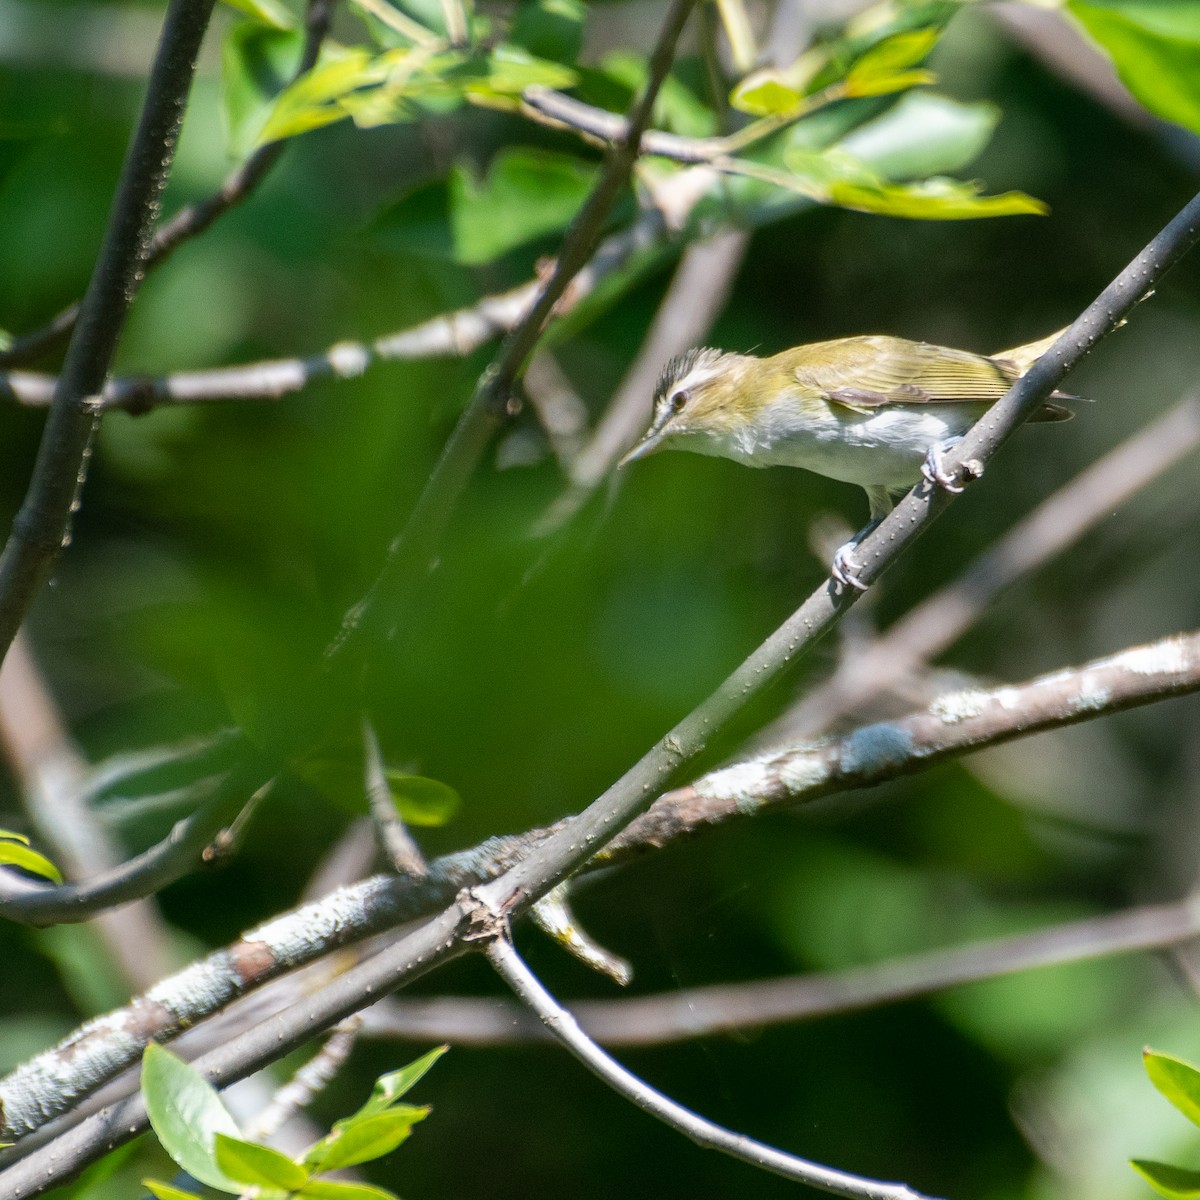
[617,412,673,468]
[617,431,665,468]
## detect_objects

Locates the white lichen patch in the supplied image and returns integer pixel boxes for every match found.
[1069,675,1111,712]
[930,689,991,724]
[695,760,774,810]
[778,751,833,795]
[1113,638,1192,677]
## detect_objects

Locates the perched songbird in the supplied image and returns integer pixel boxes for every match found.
[619,330,1073,589]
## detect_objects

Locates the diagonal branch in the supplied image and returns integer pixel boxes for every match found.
[483,930,937,1200]
[0,0,216,664]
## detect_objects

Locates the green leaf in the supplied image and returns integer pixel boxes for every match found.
[220,0,298,30]
[729,71,805,116]
[1145,1048,1200,1126]
[384,772,462,826]
[142,1182,206,1200]
[452,147,596,265]
[0,837,62,884]
[1068,0,1200,135]
[509,0,585,65]
[1131,1160,1200,1199]
[836,91,998,180]
[299,1182,400,1200]
[304,1108,429,1172]
[256,48,383,143]
[215,1134,310,1190]
[223,20,306,153]
[357,1045,448,1116]
[141,1044,241,1193]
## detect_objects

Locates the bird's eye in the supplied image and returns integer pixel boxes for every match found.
[671,389,689,412]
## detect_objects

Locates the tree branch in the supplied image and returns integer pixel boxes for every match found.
[0,0,216,664]
[483,931,937,1200]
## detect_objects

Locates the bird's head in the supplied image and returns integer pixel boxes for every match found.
[618,347,754,467]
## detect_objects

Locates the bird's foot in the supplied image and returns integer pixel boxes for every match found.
[830,521,880,592]
[921,437,971,493]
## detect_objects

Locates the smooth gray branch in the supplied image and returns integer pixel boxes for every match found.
[0,0,216,663]
[484,932,938,1200]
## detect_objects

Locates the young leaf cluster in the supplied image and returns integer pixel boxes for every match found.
[141,1043,447,1200]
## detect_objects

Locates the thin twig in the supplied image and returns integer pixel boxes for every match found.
[483,931,937,1200]
[0,0,216,664]
[362,718,427,878]
[325,0,700,660]
[0,0,336,370]
[771,394,1200,742]
[364,891,1200,1046]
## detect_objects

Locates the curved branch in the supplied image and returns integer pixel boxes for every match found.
[484,933,937,1200]
[0,0,216,663]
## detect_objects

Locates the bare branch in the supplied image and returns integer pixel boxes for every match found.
[365,892,1200,1046]
[0,0,216,663]
[0,0,336,369]
[483,931,937,1200]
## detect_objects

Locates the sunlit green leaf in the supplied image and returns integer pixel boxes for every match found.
[299,1182,399,1200]
[1145,1048,1200,1127]
[223,20,305,153]
[143,1181,206,1200]
[1068,0,1200,135]
[349,1046,448,1119]
[142,1044,241,1193]
[256,48,384,143]
[1131,1160,1200,1200]
[220,0,298,30]
[384,772,462,825]
[471,44,577,95]
[0,836,62,884]
[215,1134,309,1190]
[304,1108,429,1172]
[730,71,805,116]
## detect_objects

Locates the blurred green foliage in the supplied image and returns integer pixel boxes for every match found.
[2,1,1200,1198]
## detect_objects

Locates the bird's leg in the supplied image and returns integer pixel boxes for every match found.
[921,436,967,492]
[830,486,892,592]
[830,520,880,592]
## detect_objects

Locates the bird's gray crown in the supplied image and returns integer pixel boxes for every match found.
[654,347,726,402]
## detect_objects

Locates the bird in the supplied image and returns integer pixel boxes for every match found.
[618,329,1073,589]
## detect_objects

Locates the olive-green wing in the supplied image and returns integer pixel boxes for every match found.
[783,335,1073,421]
[785,336,1014,412]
